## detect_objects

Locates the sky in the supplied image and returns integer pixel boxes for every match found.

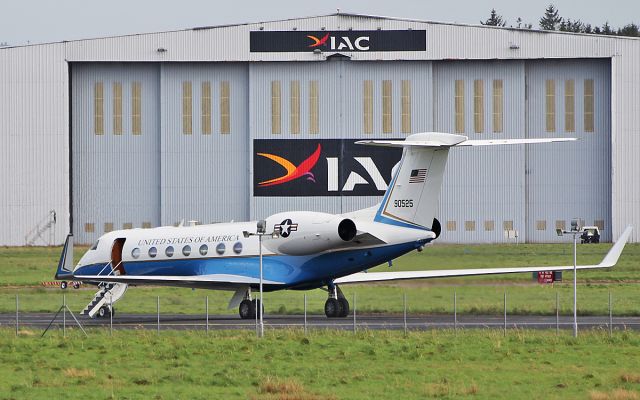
[0,0,638,46]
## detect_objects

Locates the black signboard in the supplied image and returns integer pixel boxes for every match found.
[250,30,426,52]
[253,139,403,197]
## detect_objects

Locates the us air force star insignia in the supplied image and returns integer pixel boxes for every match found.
[276,219,298,238]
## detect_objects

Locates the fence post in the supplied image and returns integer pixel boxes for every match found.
[63,294,67,338]
[556,290,560,336]
[110,293,113,336]
[15,294,19,337]
[206,296,209,334]
[609,291,612,337]
[353,293,357,333]
[304,293,307,336]
[403,293,407,336]
[156,295,160,334]
[503,291,507,336]
[454,290,457,333]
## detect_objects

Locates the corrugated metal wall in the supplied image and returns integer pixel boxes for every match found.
[525,59,611,242]
[0,44,68,246]
[72,63,161,244]
[611,47,640,243]
[434,60,526,243]
[249,60,432,220]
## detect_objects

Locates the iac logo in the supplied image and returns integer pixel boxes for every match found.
[253,139,402,197]
[257,144,321,187]
[306,33,370,51]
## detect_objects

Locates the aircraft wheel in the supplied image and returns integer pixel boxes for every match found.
[60,281,68,290]
[239,299,253,319]
[324,298,340,318]
[98,306,110,318]
[338,298,350,318]
[251,299,263,318]
[73,282,80,289]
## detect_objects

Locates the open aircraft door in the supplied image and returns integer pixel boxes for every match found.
[111,238,127,275]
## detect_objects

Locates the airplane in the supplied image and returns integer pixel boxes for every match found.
[54,132,633,319]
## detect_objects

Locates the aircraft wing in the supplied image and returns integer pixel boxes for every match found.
[335,226,632,284]
[72,274,286,290]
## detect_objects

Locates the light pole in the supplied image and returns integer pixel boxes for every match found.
[556,218,582,338]
[243,220,278,338]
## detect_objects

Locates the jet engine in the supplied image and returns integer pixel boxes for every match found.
[263,211,357,256]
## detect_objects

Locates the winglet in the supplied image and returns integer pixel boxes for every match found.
[599,226,633,267]
[55,234,74,280]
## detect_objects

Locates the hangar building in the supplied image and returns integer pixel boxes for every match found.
[1,13,638,245]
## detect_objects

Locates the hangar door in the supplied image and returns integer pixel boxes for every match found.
[525,59,611,243]
[72,63,161,244]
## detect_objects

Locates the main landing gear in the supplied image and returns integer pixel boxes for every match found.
[325,283,349,318]
[238,289,263,319]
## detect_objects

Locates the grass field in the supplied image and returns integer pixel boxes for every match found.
[0,243,639,316]
[1,329,639,399]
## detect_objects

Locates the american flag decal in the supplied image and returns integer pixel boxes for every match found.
[409,168,427,184]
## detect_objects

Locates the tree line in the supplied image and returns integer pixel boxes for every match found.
[481,4,639,37]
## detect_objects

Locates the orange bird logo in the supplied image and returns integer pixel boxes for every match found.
[257,144,322,187]
[307,33,330,48]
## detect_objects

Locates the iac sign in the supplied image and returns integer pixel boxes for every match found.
[331,36,370,51]
[326,157,387,192]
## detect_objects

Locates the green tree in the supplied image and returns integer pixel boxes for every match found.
[618,23,640,37]
[481,9,506,27]
[539,4,562,30]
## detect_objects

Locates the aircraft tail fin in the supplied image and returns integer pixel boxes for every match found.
[357,133,463,230]
[55,234,74,280]
[357,132,576,230]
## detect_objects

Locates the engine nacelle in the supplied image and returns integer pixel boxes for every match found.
[263,211,357,256]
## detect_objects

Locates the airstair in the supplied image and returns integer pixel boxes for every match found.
[82,282,128,318]
[81,260,128,318]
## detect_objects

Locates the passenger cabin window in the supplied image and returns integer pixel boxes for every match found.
[182,245,191,256]
[131,248,140,259]
[216,243,226,255]
[165,246,174,257]
[199,244,208,256]
[233,242,243,254]
[149,247,158,258]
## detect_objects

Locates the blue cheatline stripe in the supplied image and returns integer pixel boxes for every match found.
[72,241,423,288]
[374,154,404,223]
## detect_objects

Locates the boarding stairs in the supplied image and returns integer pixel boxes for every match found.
[81,282,128,318]
[81,260,128,318]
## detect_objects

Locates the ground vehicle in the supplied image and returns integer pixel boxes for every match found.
[580,226,601,243]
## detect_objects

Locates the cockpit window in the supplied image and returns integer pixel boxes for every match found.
[90,241,99,251]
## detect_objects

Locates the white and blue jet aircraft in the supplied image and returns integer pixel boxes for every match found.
[55,132,633,319]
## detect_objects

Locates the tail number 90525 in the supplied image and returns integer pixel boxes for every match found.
[394,199,414,208]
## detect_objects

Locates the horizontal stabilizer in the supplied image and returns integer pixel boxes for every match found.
[357,132,576,148]
[335,226,632,284]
